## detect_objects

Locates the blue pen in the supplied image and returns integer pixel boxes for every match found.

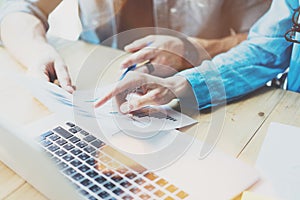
[119,64,137,80]
[119,41,153,81]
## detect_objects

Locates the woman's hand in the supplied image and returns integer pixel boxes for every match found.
[95,71,190,113]
[120,35,194,77]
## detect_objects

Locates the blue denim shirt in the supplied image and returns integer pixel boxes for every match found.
[178,0,299,110]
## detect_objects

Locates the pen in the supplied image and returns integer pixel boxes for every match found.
[119,42,153,81]
[119,64,137,80]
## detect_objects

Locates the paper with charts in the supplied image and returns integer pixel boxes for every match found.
[16,75,197,136]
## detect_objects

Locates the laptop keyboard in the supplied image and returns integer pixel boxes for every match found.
[38,122,188,200]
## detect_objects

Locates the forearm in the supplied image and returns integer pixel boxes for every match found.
[0,12,57,68]
[178,39,292,110]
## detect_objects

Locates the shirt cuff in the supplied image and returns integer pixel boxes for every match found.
[176,60,227,110]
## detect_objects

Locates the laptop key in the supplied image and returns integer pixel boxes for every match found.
[176,190,189,199]
[51,157,61,164]
[72,173,84,181]
[104,182,116,190]
[69,136,80,144]
[84,146,96,153]
[66,122,75,127]
[139,193,151,199]
[80,179,93,187]
[69,128,78,134]
[88,196,97,200]
[40,131,53,140]
[122,195,133,200]
[154,190,165,198]
[74,126,82,132]
[55,149,67,157]
[91,139,105,148]
[134,178,146,185]
[71,159,82,167]
[129,187,141,194]
[64,167,76,176]
[166,184,178,193]
[99,155,111,163]
[76,141,88,148]
[78,153,90,161]
[107,161,120,169]
[116,167,128,174]
[164,197,175,200]
[54,127,73,139]
[83,135,97,143]
[98,191,110,198]
[63,143,74,150]
[91,150,102,158]
[48,134,60,141]
[120,181,132,188]
[95,176,107,184]
[63,154,74,162]
[56,139,67,146]
[144,172,158,181]
[40,140,52,147]
[79,189,89,196]
[58,162,68,170]
[78,164,90,172]
[111,175,123,183]
[48,144,59,152]
[80,130,89,136]
[103,169,114,177]
[156,178,168,187]
[86,158,96,166]
[112,188,124,195]
[89,185,101,193]
[125,172,137,179]
[70,148,82,156]
[144,184,155,191]
[87,170,98,178]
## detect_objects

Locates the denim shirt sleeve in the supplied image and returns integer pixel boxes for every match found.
[177,0,295,110]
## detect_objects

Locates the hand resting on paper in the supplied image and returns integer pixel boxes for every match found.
[94,71,193,113]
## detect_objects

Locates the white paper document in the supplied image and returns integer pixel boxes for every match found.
[15,75,197,136]
[254,122,300,200]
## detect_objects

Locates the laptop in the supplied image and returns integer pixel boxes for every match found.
[0,113,259,200]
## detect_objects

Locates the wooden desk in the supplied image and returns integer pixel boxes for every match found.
[0,39,299,199]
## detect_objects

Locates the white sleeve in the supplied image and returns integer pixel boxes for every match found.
[0,0,52,44]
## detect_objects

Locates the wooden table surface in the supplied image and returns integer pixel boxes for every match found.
[0,39,299,200]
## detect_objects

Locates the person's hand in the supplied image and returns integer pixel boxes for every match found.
[94,71,190,113]
[27,44,75,93]
[0,12,74,93]
[120,35,194,77]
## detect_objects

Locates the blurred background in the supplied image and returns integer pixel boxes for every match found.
[0,0,81,40]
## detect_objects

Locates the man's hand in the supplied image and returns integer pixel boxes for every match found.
[95,71,190,113]
[121,35,194,77]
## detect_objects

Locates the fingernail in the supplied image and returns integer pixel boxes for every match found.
[66,86,75,94]
[120,102,134,113]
